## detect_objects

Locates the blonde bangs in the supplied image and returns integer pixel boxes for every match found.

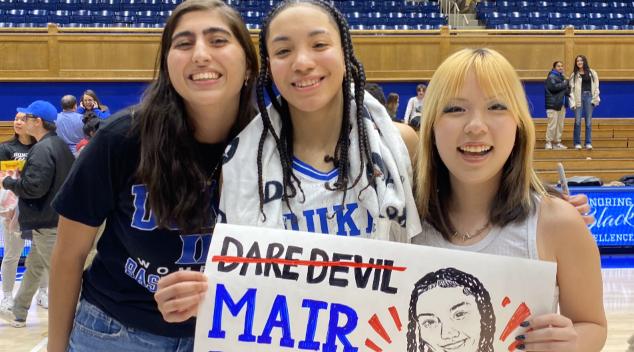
[416,48,546,224]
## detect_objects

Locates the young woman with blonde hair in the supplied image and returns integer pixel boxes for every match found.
[412,48,606,352]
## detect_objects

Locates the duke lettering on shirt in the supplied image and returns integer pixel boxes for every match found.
[126,184,212,293]
[283,203,374,236]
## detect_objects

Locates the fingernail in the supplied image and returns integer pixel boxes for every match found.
[520,321,530,327]
[515,335,525,340]
[517,344,525,350]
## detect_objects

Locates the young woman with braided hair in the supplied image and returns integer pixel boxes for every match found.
[154,0,420,324]
[218,0,421,242]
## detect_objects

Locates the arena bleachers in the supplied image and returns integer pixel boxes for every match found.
[477,1,634,30]
[533,119,634,184]
[0,0,446,29]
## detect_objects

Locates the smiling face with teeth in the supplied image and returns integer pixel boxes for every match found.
[266,4,346,116]
[433,71,517,188]
[166,9,247,129]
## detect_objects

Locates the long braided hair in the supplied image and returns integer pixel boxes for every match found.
[255,0,373,220]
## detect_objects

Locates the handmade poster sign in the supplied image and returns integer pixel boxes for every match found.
[194,224,557,352]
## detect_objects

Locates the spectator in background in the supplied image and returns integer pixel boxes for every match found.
[569,55,600,150]
[365,82,386,106]
[386,92,400,121]
[0,100,74,328]
[56,95,85,155]
[544,61,569,150]
[77,89,110,119]
[0,112,47,312]
[75,118,100,155]
[404,83,426,127]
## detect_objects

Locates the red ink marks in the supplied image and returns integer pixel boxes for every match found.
[388,306,402,332]
[508,339,521,351]
[365,338,382,352]
[500,302,531,341]
[502,296,511,307]
[211,255,407,271]
[369,314,392,343]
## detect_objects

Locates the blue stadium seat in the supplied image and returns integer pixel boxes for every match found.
[29,9,49,23]
[115,10,134,23]
[93,10,115,23]
[572,1,588,8]
[0,1,14,10]
[48,10,71,24]
[508,11,528,25]
[529,11,549,25]
[539,24,561,29]
[516,1,535,11]
[626,13,634,24]
[496,1,518,12]
[120,0,151,11]
[592,2,612,13]
[581,24,599,30]
[607,13,628,25]
[424,12,445,26]
[419,1,439,13]
[133,22,163,28]
[553,1,573,13]
[135,10,157,23]
[58,0,81,11]
[94,0,121,11]
[6,9,27,23]
[161,0,180,11]
[12,0,39,10]
[16,22,47,27]
[548,12,565,25]
[535,0,553,11]
[495,23,522,29]
[71,10,94,23]
[486,11,507,27]
[568,13,587,27]
[588,13,607,25]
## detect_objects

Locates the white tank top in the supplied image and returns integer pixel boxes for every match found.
[411,197,559,311]
[410,211,539,259]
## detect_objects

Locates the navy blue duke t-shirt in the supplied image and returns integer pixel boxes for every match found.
[53,111,223,337]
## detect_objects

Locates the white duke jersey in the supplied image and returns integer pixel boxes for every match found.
[282,158,375,238]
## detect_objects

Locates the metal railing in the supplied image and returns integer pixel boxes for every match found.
[440,0,471,29]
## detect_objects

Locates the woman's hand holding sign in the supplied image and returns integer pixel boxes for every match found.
[516,314,578,351]
[155,271,208,323]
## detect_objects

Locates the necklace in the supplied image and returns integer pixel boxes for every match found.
[452,221,491,242]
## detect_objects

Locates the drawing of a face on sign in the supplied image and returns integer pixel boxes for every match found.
[407,268,495,352]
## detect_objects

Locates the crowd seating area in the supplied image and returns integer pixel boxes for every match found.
[0,0,446,29]
[477,1,634,30]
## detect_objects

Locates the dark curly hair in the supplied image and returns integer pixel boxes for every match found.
[407,267,495,352]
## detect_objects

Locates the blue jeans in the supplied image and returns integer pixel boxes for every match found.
[68,299,194,352]
[573,91,594,145]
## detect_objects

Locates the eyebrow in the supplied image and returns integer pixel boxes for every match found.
[172,27,232,41]
[450,301,470,311]
[270,29,329,43]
